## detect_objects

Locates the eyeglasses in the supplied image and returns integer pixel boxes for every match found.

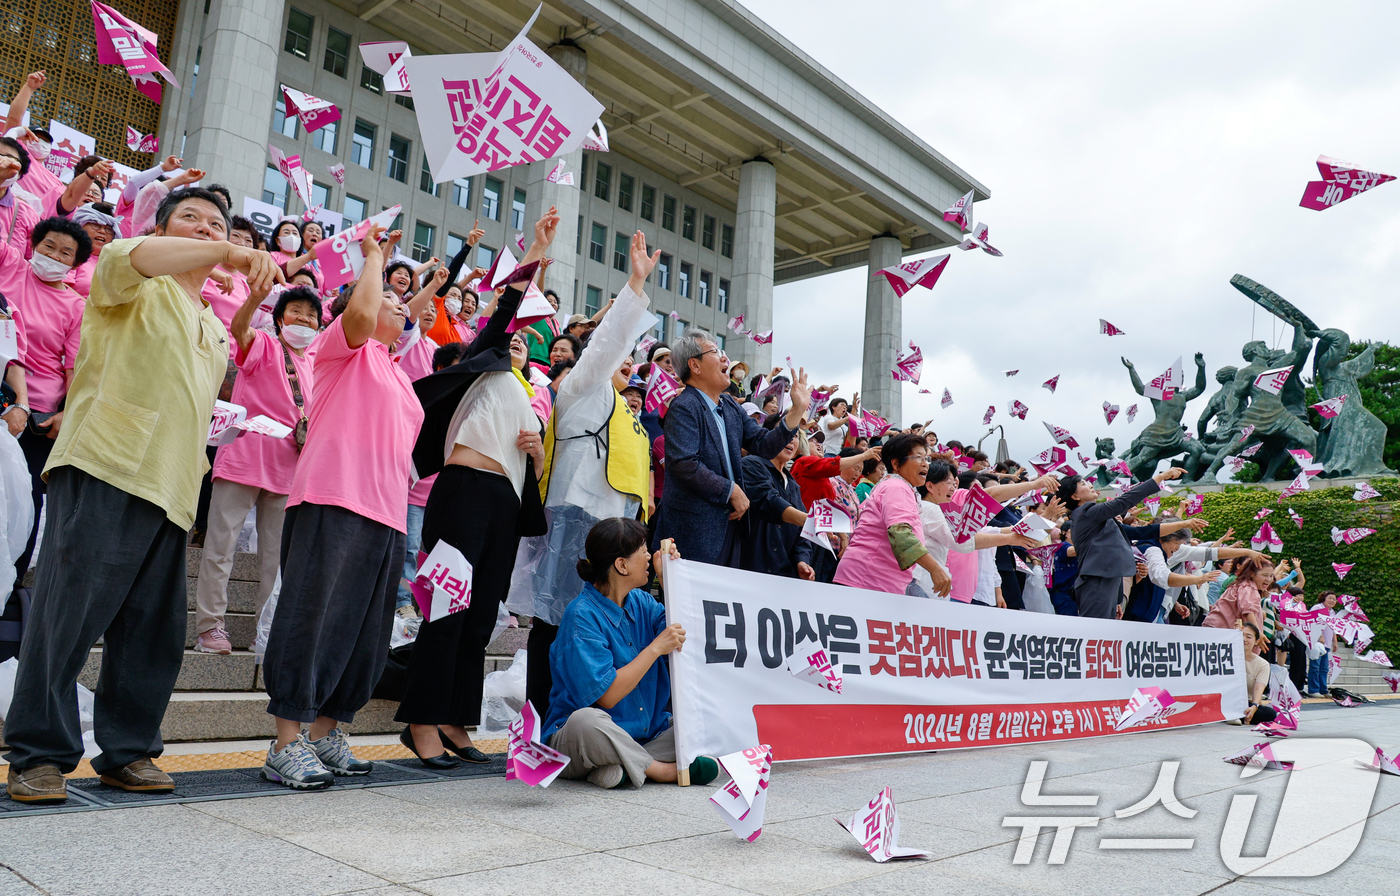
[697,348,719,360]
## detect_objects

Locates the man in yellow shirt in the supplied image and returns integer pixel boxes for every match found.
[4,189,280,804]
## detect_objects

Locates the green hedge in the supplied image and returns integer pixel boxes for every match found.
[1157,479,1398,659]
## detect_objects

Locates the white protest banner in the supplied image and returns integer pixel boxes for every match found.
[241,196,285,244]
[103,161,139,205]
[1143,356,1183,401]
[268,144,315,209]
[45,121,95,183]
[409,539,473,622]
[660,557,1246,769]
[406,5,605,182]
[314,205,402,292]
[799,499,852,555]
[207,400,246,446]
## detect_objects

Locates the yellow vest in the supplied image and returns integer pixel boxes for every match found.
[539,390,651,520]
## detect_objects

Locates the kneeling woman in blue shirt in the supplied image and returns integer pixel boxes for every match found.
[541,518,718,789]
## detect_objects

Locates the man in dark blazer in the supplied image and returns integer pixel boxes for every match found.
[1056,466,1185,618]
[655,330,811,565]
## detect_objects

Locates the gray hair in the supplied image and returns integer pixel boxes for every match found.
[671,327,716,384]
[1159,517,1191,543]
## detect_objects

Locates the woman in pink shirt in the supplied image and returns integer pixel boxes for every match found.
[260,224,424,789]
[1202,555,1274,632]
[193,284,321,656]
[0,138,40,258]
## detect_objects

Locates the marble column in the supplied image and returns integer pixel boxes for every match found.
[862,234,903,425]
[731,158,776,370]
[523,41,587,312]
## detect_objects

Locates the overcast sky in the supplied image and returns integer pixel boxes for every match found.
[743,0,1400,466]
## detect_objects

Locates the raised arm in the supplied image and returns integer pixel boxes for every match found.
[4,71,42,133]
[984,474,1058,503]
[1122,357,1145,396]
[122,156,182,204]
[436,221,482,297]
[229,277,272,353]
[562,231,655,398]
[1184,352,1208,401]
[340,225,389,348]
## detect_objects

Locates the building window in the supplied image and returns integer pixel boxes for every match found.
[662,195,676,231]
[262,165,287,210]
[311,119,336,153]
[511,188,527,231]
[481,177,502,220]
[476,245,496,269]
[576,214,583,254]
[412,221,435,262]
[640,184,655,221]
[618,173,634,212]
[585,285,602,316]
[716,334,726,351]
[657,253,671,290]
[613,233,628,272]
[721,224,734,258]
[323,27,349,76]
[699,270,711,306]
[419,155,440,197]
[682,205,696,241]
[343,194,366,226]
[386,134,410,182]
[678,262,691,299]
[273,98,297,138]
[589,223,606,264]
[452,177,472,209]
[593,161,611,201]
[360,66,383,94]
[653,316,666,343]
[394,95,415,110]
[351,120,375,169]
[311,181,330,213]
[446,232,465,260]
[718,278,729,313]
[387,210,403,231]
[702,215,715,250]
[284,8,313,59]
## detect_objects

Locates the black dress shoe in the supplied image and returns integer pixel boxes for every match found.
[439,728,492,764]
[399,727,459,769]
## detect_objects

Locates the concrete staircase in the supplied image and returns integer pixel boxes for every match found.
[1331,646,1394,697]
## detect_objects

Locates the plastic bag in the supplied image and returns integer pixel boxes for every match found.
[0,656,15,720]
[1020,567,1056,614]
[1,657,98,758]
[390,613,421,649]
[252,571,281,664]
[477,648,527,739]
[0,433,33,595]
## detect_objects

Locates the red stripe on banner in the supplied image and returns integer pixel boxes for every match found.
[753,695,1224,761]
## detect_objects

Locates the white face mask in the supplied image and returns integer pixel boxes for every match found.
[280,324,317,349]
[445,297,462,316]
[278,233,301,253]
[29,253,71,283]
[28,141,51,162]
[0,173,16,191]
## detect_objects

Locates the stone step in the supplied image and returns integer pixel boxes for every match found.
[186,546,263,583]
[79,648,258,692]
[186,611,257,650]
[186,577,263,615]
[160,692,402,742]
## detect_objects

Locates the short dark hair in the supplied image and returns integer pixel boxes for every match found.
[299,218,325,241]
[1241,621,1261,639]
[432,341,467,371]
[228,215,263,249]
[272,219,301,242]
[154,187,232,234]
[880,432,928,473]
[206,183,233,209]
[946,440,965,451]
[575,517,649,586]
[272,286,320,333]
[549,332,583,359]
[830,398,849,412]
[32,216,93,267]
[289,266,320,289]
[329,291,351,319]
[1057,474,1085,510]
[1160,518,1192,544]
[838,447,863,459]
[29,128,52,143]
[384,259,416,291]
[0,137,31,178]
[925,460,957,489]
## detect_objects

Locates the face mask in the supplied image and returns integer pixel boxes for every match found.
[0,173,16,191]
[29,253,71,283]
[278,233,301,253]
[280,324,317,349]
[28,142,51,162]
[445,297,462,316]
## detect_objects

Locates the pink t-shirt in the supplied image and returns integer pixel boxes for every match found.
[285,316,424,533]
[200,266,248,339]
[0,239,83,413]
[0,192,39,259]
[65,254,97,298]
[18,163,63,221]
[394,333,437,383]
[408,473,437,507]
[114,195,137,238]
[834,476,925,595]
[212,329,314,495]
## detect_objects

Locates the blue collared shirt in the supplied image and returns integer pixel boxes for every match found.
[696,389,734,481]
[542,583,673,744]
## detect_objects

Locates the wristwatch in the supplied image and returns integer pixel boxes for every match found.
[8,404,29,417]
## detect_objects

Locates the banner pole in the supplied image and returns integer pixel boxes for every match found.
[659,540,690,786]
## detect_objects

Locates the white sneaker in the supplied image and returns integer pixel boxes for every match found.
[587,764,625,789]
[308,728,373,776]
[262,735,336,789]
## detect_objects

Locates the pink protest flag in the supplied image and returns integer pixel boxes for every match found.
[1277,472,1309,502]
[1332,561,1354,580]
[1333,694,1360,707]
[860,408,892,437]
[1300,154,1395,211]
[300,204,323,223]
[1007,400,1028,420]
[957,221,1003,256]
[505,700,571,787]
[1250,522,1282,553]
[786,643,843,694]
[1126,403,1138,422]
[942,189,974,233]
[410,540,473,621]
[945,481,1004,544]
[1383,671,1400,693]
[1353,481,1381,501]
[940,388,953,409]
[314,204,402,292]
[1287,448,1323,476]
[473,244,518,294]
[124,126,157,154]
[917,388,930,394]
[1111,459,1131,476]
[982,405,995,425]
[1182,493,1204,516]
[1253,366,1292,395]
[1254,508,1273,520]
[1114,687,1193,731]
[1003,369,1019,377]
[507,282,554,334]
[874,254,951,298]
[90,1,178,103]
[1287,508,1303,528]
[710,745,772,842]
[281,86,341,133]
[1310,394,1347,418]
[836,787,928,862]
[1042,421,1079,449]
[1027,446,1066,477]
[1103,402,1120,424]
[727,313,744,331]
[891,342,923,384]
[635,335,657,358]
[581,119,610,152]
[644,363,682,418]
[1356,650,1392,668]
[327,163,345,185]
[545,159,575,185]
[1143,356,1183,401]
[668,310,681,321]
[359,40,413,95]
[1239,442,1262,457]
[1041,374,1060,394]
[1099,319,1126,336]
[1331,526,1375,546]
[809,390,832,416]
[800,499,851,555]
[751,330,773,345]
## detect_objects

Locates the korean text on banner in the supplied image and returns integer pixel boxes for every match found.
[405,5,605,182]
[314,205,402,292]
[660,557,1246,769]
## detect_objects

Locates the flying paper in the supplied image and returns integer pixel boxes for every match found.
[799,499,853,556]
[314,205,403,292]
[751,330,773,345]
[90,1,178,102]
[1310,394,1347,418]
[945,482,1004,544]
[1027,446,1067,477]
[982,405,995,425]
[710,745,772,842]
[1382,671,1400,693]
[267,144,315,209]
[1144,357,1183,401]
[359,40,412,95]
[281,86,340,133]
[581,119,609,152]
[1277,472,1310,502]
[1353,482,1381,501]
[1332,562,1354,580]
[917,388,930,394]
[1254,508,1273,520]
[1114,687,1194,731]
[514,232,526,252]
[727,313,745,332]
[234,416,294,439]
[1253,367,1292,395]
[1126,404,1138,422]
[1287,508,1303,528]
[1100,319,1126,336]
[1239,442,1262,457]
[474,245,520,294]
[1356,650,1392,667]
[1003,369,1019,377]
[786,643,843,693]
[405,7,605,182]
[1331,526,1375,545]
[1238,425,1256,441]
[1143,496,1161,517]
[1103,402,1120,424]
[635,335,657,358]
[327,163,345,185]
[1038,375,1060,395]
[1182,494,1204,516]
[1042,421,1079,449]
[507,281,554,334]
[505,700,570,787]
[1010,512,1055,544]
[891,342,923,384]
[874,254,951,297]
[1250,522,1282,553]
[836,787,928,862]
[410,540,473,622]
[1299,154,1395,211]
[124,126,157,153]
[1007,400,1029,420]
[942,189,974,232]
[941,388,953,409]
[545,159,574,185]
[957,221,1002,256]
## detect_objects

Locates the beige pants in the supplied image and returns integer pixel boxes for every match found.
[194,479,286,635]
[549,707,675,789]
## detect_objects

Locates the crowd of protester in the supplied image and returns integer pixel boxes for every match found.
[0,72,1348,803]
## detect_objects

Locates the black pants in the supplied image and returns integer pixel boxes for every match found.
[263,503,403,724]
[3,468,187,775]
[396,466,522,727]
[192,445,218,537]
[526,619,559,721]
[12,427,54,592]
[999,568,1027,611]
[1281,636,1307,694]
